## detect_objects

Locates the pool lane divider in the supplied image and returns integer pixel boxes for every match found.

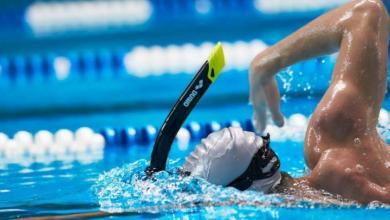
[1,110,386,161]
[99,119,255,147]
[99,108,390,147]
[143,42,226,174]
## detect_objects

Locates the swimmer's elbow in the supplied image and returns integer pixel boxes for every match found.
[353,0,389,27]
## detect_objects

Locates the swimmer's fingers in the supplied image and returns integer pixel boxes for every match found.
[249,56,284,129]
[249,75,284,130]
[249,68,268,110]
[249,76,267,133]
[263,78,284,127]
[249,74,268,134]
[252,107,267,134]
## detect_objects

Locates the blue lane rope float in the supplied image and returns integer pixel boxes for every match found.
[204,121,222,136]
[99,119,247,147]
[120,127,137,147]
[100,127,117,147]
[185,121,203,140]
[243,119,255,132]
[139,125,157,145]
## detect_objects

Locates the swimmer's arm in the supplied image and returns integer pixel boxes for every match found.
[307,148,390,204]
[250,0,387,82]
[249,1,349,132]
[249,0,387,132]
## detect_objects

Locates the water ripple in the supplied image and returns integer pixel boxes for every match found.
[93,159,390,215]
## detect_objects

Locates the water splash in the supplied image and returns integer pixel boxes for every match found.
[93,159,283,214]
[280,68,294,92]
[378,109,389,140]
[92,159,389,215]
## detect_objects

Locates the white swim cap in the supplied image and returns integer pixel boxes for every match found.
[182,127,280,192]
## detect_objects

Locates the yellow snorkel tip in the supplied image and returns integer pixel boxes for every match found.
[207,42,225,82]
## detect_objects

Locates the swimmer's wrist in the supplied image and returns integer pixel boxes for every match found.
[250,56,281,86]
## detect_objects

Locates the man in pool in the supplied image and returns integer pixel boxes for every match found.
[31,1,389,219]
[184,0,390,204]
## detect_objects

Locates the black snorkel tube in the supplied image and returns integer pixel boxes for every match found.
[146,43,226,175]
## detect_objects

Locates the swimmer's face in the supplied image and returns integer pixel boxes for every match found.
[183,127,281,192]
[227,133,281,191]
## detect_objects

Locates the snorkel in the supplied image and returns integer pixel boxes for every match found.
[146,42,226,175]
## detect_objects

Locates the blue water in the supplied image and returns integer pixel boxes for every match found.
[0,1,389,219]
[0,98,389,219]
[93,159,389,219]
[0,55,388,218]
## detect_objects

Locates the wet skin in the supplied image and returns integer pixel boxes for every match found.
[250,0,390,204]
[27,2,390,219]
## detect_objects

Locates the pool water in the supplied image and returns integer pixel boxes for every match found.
[0,0,389,219]
[0,98,389,219]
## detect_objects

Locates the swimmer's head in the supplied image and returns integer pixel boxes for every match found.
[182,127,281,192]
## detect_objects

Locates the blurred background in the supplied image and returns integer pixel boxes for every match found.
[0,0,387,135]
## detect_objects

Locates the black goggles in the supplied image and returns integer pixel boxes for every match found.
[227,133,280,191]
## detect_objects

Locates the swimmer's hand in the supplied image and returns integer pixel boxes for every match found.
[249,52,284,134]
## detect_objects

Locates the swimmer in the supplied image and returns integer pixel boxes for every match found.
[186,0,390,204]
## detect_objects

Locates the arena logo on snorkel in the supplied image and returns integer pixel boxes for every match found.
[183,79,204,107]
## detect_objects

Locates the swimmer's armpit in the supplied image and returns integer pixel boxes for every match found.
[307,148,390,204]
